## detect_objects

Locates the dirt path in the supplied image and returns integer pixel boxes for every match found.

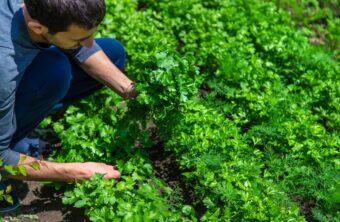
[1,180,88,222]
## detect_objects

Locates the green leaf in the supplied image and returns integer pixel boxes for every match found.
[29,161,41,170]
[182,205,194,216]
[74,199,87,208]
[62,196,78,205]
[18,165,27,176]
[4,194,13,205]
[5,185,11,194]
[19,155,27,162]
[4,165,16,175]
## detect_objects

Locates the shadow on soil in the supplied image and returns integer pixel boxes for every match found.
[1,179,88,222]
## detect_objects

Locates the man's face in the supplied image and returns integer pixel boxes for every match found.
[43,25,97,50]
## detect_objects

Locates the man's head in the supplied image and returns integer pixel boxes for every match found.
[23,0,106,49]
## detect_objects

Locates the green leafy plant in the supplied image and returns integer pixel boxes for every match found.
[44,0,340,221]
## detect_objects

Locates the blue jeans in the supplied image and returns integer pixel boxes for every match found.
[10,38,126,146]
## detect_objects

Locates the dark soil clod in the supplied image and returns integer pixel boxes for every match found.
[148,142,207,218]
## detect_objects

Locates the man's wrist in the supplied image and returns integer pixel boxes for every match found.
[123,82,137,100]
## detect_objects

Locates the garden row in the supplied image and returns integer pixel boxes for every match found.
[49,0,339,221]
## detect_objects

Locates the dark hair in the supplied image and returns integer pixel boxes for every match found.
[24,0,106,34]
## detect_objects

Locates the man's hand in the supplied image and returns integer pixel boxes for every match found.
[8,154,121,182]
[123,82,137,100]
[73,162,121,182]
[81,50,137,100]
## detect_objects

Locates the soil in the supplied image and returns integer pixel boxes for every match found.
[148,142,207,219]
[292,196,317,222]
[1,125,87,222]
[1,180,88,222]
[198,83,211,97]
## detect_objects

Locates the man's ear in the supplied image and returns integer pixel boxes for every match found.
[22,4,49,35]
[26,20,48,35]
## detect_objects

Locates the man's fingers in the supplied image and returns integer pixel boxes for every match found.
[104,164,121,179]
[82,162,121,180]
[103,167,121,179]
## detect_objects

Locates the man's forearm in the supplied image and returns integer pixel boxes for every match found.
[8,154,85,182]
[81,50,135,99]
[7,154,120,182]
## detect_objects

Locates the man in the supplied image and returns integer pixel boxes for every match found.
[0,0,135,190]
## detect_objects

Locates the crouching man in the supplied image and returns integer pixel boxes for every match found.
[0,0,135,205]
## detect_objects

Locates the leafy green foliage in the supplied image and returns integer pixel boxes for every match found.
[51,91,195,220]
[0,157,29,206]
[63,156,195,221]
[270,0,339,59]
[47,0,340,221]
[164,101,303,221]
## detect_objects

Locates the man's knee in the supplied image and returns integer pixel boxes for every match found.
[95,38,126,70]
[31,49,72,101]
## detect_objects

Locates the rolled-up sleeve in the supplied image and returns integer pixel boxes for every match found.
[63,40,102,64]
